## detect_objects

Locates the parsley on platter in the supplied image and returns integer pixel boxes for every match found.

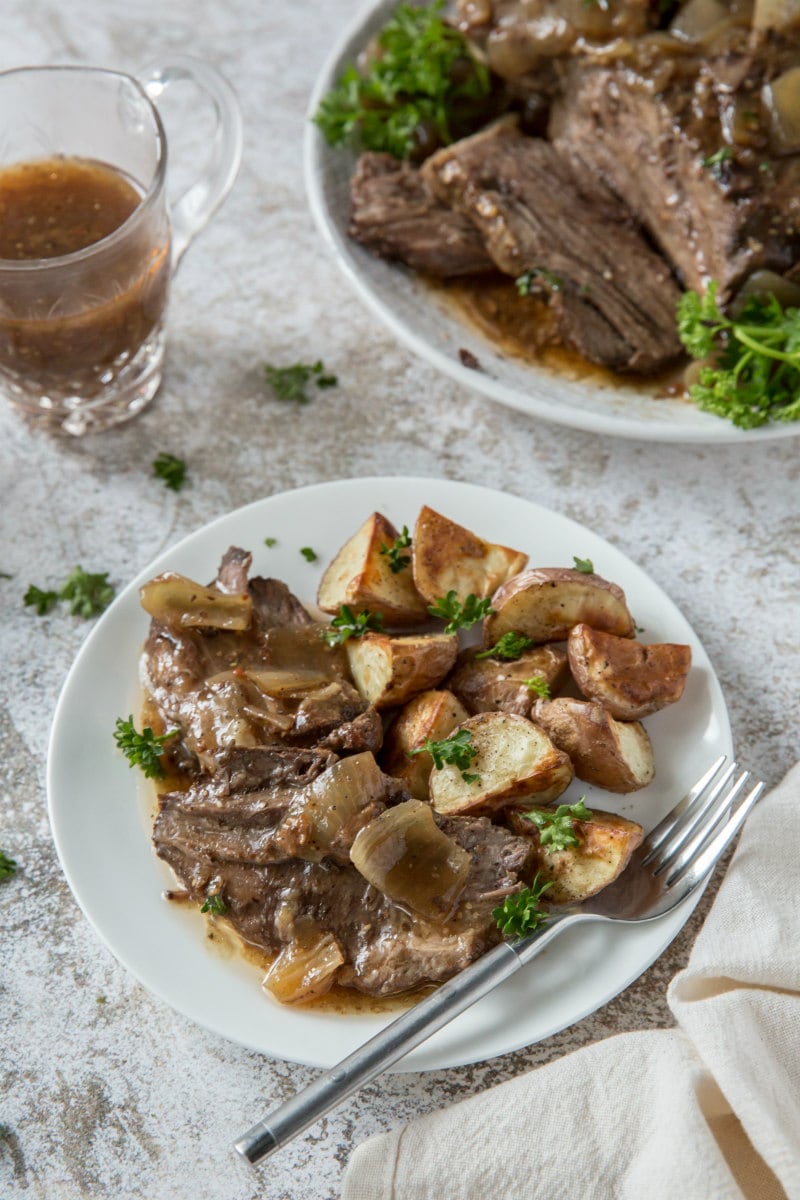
[380,526,412,574]
[677,281,800,428]
[573,556,594,574]
[201,894,227,915]
[428,590,493,634]
[322,605,385,646]
[523,675,551,698]
[408,727,480,783]
[525,798,593,853]
[475,631,534,661]
[516,267,563,296]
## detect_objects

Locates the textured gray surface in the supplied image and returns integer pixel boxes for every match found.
[1,2,799,1198]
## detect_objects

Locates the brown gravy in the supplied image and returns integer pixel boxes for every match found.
[0,156,170,394]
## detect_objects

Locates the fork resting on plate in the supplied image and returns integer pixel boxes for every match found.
[234,755,764,1166]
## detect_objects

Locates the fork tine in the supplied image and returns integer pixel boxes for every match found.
[642,755,731,865]
[650,766,750,876]
[665,779,766,889]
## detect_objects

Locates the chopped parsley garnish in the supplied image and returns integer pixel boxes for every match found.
[0,850,17,880]
[408,727,480,783]
[314,1,490,160]
[701,146,733,178]
[24,584,59,615]
[113,716,178,780]
[26,568,115,619]
[523,675,551,698]
[322,605,385,646]
[264,537,277,548]
[475,631,534,661]
[516,267,563,296]
[525,798,593,853]
[573,556,594,574]
[493,874,552,938]
[300,547,318,563]
[201,894,227,915]
[427,590,494,634]
[152,452,187,492]
[677,281,800,428]
[380,526,412,574]
[264,360,337,403]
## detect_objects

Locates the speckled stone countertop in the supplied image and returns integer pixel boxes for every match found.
[1,2,798,1198]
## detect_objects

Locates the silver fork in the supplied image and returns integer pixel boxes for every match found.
[234,756,764,1166]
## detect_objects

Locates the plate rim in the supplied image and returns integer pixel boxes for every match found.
[303,0,798,445]
[47,475,734,1070]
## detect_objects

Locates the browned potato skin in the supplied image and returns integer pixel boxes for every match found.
[412,505,528,605]
[484,568,635,646]
[568,624,691,720]
[429,711,573,817]
[381,689,470,800]
[531,697,654,793]
[507,807,644,903]
[346,632,458,710]
[448,644,569,716]
[317,511,428,626]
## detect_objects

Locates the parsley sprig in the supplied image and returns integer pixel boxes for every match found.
[380,526,412,574]
[523,675,551,698]
[315,1,491,160]
[475,631,534,661]
[573,556,594,574]
[201,894,227,915]
[25,568,115,619]
[525,798,593,853]
[408,727,480,783]
[677,281,800,428]
[0,850,17,880]
[516,267,563,296]
[322,605,385,646]
[153,452,187,492]
[428,590,494,634]
[493,874,552,938]
[701,146,733,179]
[264,360,337,404]
[113,716,178,780]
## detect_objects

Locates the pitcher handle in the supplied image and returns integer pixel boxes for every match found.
[140,55,243,265]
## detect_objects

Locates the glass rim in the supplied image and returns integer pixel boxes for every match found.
[0,64,168,272]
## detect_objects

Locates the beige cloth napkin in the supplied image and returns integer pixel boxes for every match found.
[343,762,800,1200]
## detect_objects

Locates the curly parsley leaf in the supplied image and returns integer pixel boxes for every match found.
[264,537,277,548]
[523,675,551,698]
[475,631,535,661]
[493,873,552,938]
[428,590,494,634]
[113,716,178,780]
[59,567,115,618]
[701,146,733,179]
[572,556,594,574]
[380,526,412,574]
[322,604,385,646]
[201,894,227,915]
[300,547,318,563]
[408,726,479,782]
[24,584,59,615]
[314,1,491,160]
[153,452,187,492]
[525,798,593,853]
[0,850,17,880]
[677,281,800,428]
[264,360,337,404]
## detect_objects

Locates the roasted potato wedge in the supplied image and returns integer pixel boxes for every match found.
[567,624,691,720]
[531,697,654,793]
[317,511,428,626]
[412,505,527,606]
[429,711,573,817]
[508,806,644,903]
[448,644,569,716]
[346,632,458,710]
[484,568,634,646]
[381,689,470,800]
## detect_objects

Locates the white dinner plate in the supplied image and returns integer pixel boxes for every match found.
[48,477,732,1070]
[304,0,798,444]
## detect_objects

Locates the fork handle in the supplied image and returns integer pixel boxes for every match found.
[234,912,579,1165]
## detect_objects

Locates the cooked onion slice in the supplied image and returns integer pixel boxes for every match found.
[246,668,330,697]
[350,799,470,922]
[140,572,252,630]
[299,752,388,858]
[262,918,344,1004]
